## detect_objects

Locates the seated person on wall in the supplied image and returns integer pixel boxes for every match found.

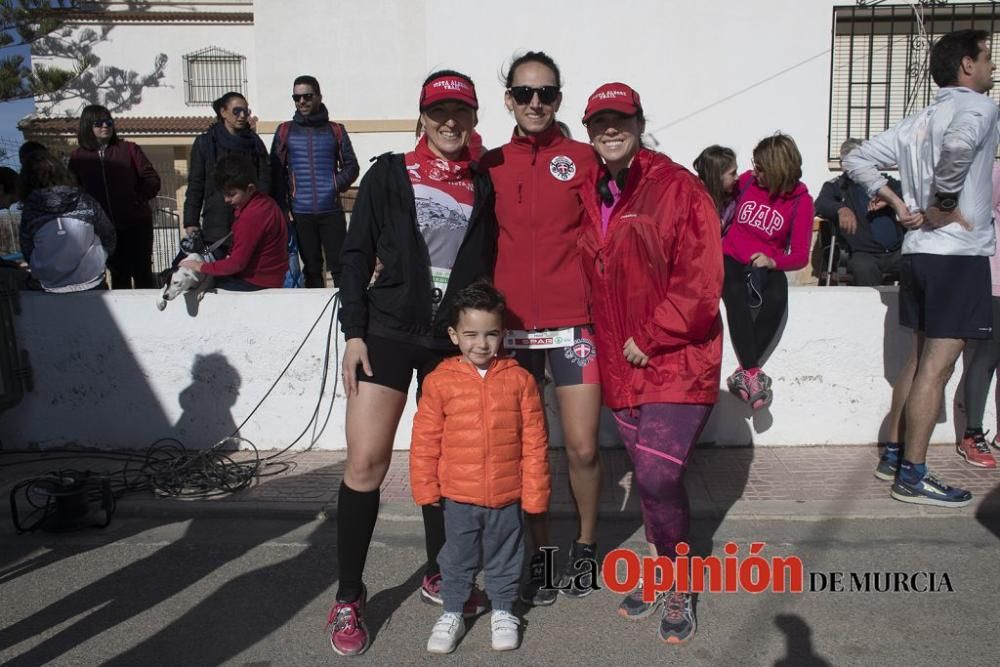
[17,151,116,292]
[180,155,288,291]
[815,138,905,286]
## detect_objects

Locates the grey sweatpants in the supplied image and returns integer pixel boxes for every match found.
[438,499,524,613]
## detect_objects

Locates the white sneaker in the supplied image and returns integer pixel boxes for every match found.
[490,610,520,651]
[426,612,465,654]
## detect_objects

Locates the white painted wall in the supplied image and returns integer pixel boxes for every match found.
[252,0,845,188]
[36,0,997,195]
[1,288,991,450]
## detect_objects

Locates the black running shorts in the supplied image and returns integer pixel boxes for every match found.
[898,253,992,340]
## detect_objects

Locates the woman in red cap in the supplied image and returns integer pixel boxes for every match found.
[479,51,603,606]
[330,69,497,656]
[578,82,723,644]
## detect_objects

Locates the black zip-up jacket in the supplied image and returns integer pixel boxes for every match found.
[183,125,270,248]
[338,152,497,350]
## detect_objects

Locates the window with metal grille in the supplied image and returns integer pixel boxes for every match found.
[183,47,247,105]
[828,1,1000,166]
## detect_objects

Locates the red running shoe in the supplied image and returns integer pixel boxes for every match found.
[957,432,997,468]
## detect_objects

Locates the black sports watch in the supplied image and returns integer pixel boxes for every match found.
[935,192,959,211]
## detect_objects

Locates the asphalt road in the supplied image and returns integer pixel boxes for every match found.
[1,511,998,666]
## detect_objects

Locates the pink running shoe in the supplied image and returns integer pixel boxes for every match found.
[328,587,370,656]
[726,368,750,402]
[746,368,773,410]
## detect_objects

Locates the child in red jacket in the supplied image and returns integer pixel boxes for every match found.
[180,154,288,290]
[410,282,550,654]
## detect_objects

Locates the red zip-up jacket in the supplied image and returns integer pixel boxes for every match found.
[579,149,723,409]
[69,141,160,230]
[480,124,598,330]
[200,192,288,288]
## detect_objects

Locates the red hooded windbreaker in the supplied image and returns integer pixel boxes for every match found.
[579,149,723,409]
[480,124,598,330]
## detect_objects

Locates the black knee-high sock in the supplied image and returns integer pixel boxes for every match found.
[336,481,380,602]
[422,503,446,578]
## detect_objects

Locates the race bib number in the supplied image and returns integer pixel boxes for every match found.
[431,267,451,313]
[504,328,575,349]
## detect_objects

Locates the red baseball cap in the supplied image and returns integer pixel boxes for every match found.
[582,82,642,123]
[420,75,478,111]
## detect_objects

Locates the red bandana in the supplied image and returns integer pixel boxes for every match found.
[405,135,475,204]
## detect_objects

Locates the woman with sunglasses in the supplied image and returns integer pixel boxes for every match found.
[578,82,722,645]
[721,133,813,410]
[331,69,497,657]
[479,51,601,605]
[183,91,270,258]
[69,104,161,289]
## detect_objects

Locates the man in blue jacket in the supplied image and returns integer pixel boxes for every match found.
[271,75,360,287]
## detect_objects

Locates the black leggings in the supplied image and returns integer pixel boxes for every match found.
[963,296,1000,431]
[721,255,788,369]
[108,225,155,289]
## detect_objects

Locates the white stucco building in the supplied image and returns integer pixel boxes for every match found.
[22,1,1000,209]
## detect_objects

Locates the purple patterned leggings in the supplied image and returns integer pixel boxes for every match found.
[613,403,712,559]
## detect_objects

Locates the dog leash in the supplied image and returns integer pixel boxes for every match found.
[204,232,233,257]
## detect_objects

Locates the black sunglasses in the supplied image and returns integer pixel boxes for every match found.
[92,119,114,128]
[231,107,250,117]
[508,85,560,105]
[292,93,315,103]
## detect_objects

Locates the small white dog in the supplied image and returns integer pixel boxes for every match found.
[156,252,213,310]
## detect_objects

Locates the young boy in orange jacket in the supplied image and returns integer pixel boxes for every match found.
[410,281,550,654]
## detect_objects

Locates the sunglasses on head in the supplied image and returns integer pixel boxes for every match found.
[92,119,114,128]
[231,107,250,117]
[292,93,315,103]
[508,85,560,105]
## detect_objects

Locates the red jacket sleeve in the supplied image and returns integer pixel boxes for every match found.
[634,184,724,355]
[519,374,550,514]
[409,374,445,506]
[773,193,815,271]
[200,211,259,277]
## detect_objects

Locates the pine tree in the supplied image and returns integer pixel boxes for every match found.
[0,1,85,102]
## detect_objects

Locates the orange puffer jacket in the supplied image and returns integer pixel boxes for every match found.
[410,356,550,514]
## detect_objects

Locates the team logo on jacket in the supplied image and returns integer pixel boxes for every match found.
[549,155,576,181]
[565,339,595,367]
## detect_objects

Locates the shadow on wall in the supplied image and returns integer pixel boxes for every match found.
[0,292,174,449]
[877,290,945,443]
[171,353,241,450]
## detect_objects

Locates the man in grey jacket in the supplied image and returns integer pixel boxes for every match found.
[844,28,999,507]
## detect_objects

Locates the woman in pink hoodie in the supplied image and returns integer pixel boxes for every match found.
[956,161,1000,468]
[721,133,814,409]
